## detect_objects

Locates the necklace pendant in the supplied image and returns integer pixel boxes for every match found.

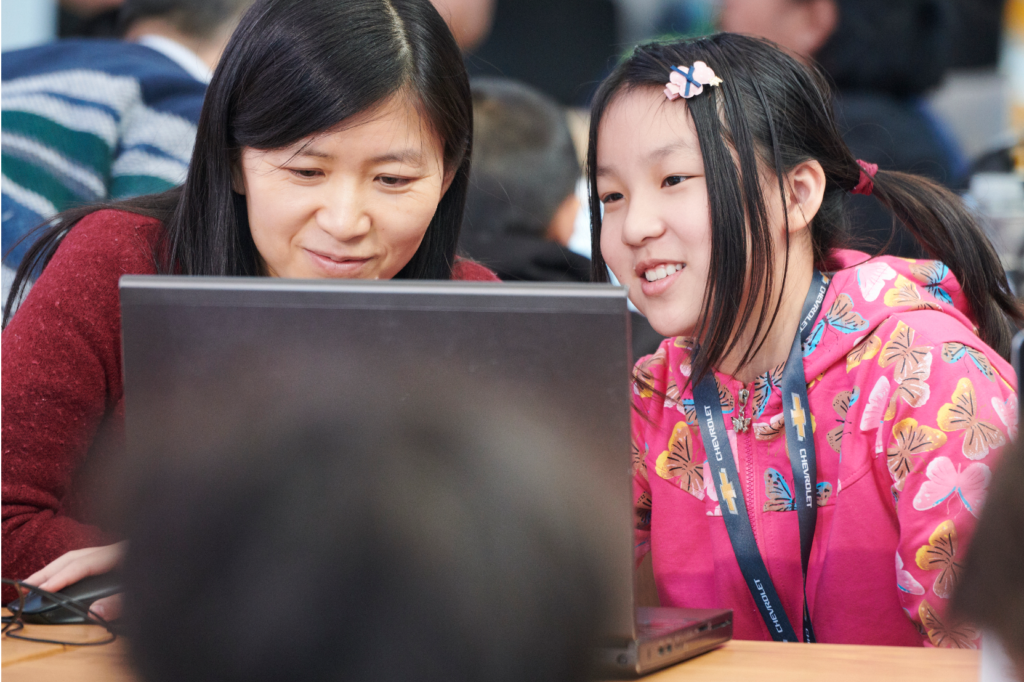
[732,416,750,433]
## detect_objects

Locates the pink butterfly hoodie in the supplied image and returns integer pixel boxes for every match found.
[632,249,1018,647]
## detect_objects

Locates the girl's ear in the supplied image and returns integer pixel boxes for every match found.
[783,159,826,234]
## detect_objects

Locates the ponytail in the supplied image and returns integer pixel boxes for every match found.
[849,165,1023,357]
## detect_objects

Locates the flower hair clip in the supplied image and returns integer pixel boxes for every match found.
[664,62,723,100]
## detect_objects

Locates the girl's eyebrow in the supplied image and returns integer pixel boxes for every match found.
[646,140,694,162]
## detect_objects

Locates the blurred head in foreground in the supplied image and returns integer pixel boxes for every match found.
[954,429,1024,676]
[120,362,613,682]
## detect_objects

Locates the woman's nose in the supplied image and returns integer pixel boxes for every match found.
[316,188,371,241]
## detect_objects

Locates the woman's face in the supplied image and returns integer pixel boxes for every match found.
[236,95,449,280]
[596,88,713,338]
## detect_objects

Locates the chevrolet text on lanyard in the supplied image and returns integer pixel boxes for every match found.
[694,271,829,643]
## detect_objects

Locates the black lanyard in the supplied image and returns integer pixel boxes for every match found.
[694,271,829,643]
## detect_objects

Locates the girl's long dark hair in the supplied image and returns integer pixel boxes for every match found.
[4,0,472,326]
[586,34,1022,384]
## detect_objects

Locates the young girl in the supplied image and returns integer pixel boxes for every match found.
[590,34,1022,646]
[2,0,495,608]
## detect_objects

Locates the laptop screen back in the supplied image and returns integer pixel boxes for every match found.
[120,277,637,640]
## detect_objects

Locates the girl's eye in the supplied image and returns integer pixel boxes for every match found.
[289,168,322,179]
[378,175,412,188]
[663,175,687,188]
[601,192,623,204]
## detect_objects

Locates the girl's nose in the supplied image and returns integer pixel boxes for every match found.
[620,201,666,246]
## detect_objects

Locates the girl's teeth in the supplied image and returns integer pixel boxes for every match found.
[644,263,683,282]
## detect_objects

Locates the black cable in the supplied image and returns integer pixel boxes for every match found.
[1,578,116,646]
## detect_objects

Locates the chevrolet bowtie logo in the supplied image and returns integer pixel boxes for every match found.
[790,394,807,441]
[719,469,738,515]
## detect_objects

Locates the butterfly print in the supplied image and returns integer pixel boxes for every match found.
[631,434,649,480]
[635,491,652,529]
[752,363,785,418]
[716,376,735,414]
[816,481,833,507]
[674,336,698,351]
[878,321,933,408]
[828,388,859,453]
[909,261,954,305]
[763,468,797,512]
[883,274,942,311]
[655,421,704,498]
[937,378,1006,460]
[754,413,785,442]
[887,418,947,491]
[992,394,1018,441]
[912,456,990,518]
[846,334,882,373]
[896,552,925,595]
[918,600,978,649]
[857,261,898,301]
[664,378,697,425]
[702,460,723,516]
[633,347,667,398]
[941,342,995,381]
[803,294,869,356]
[860,376,892,454]
[915,520,963,599]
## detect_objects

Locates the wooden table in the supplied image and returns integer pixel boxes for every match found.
[1,617,979,681]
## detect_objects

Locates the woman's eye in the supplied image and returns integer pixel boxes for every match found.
[662,175,687,188]
[289,168,322,179]
[601,192,623,204]
[378,175,412,188]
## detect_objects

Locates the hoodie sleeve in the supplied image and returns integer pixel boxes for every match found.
[868,312,1016,648]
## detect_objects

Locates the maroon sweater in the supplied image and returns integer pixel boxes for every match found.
[2,209,498,595]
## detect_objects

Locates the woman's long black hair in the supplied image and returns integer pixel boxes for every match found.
[4,0,472,326]
[587,33,1022,384]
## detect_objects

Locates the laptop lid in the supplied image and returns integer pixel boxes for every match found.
[119,276,637,641]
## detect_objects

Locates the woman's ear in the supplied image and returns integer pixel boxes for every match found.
[784,159,826,234]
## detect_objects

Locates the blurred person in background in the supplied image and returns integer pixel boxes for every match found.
[720,0,965,258]
[465,0,620,107]
[460,77,588,283]
[428,0,495,50]
[59,0,125,38]
[1,0,251,303]
[119,362,614,682]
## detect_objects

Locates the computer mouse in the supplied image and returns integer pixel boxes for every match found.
[6,571,121,625]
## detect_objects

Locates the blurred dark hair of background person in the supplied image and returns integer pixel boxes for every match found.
[720,0,967,258]
[118,357,616,682]
[461,77,588,282]
[953,422,1024,678]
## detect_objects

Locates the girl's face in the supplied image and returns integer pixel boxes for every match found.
[236,95,449,280]
[596,88,713,338]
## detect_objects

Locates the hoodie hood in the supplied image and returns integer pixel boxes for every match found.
[799,249,980,383]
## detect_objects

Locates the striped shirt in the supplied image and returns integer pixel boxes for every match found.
[1,38,207,271]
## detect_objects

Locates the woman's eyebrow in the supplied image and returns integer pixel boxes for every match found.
[368,149,426,166]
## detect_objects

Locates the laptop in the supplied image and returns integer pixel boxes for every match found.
[119,276,732,677]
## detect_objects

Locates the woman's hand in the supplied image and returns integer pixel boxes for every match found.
[23,542,126,620]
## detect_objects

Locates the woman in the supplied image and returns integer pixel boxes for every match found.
[2,0,494,608]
